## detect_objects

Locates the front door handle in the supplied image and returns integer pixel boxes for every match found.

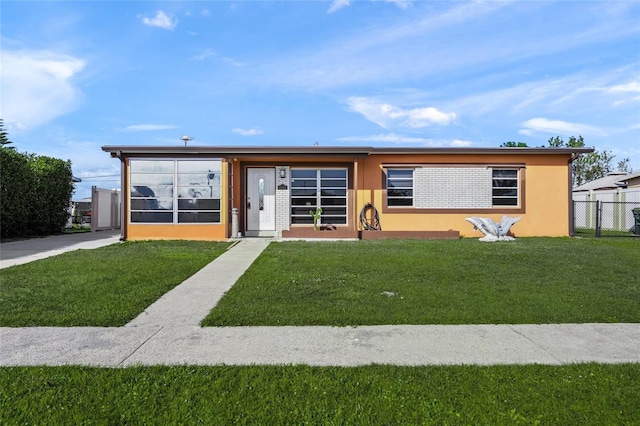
[247,197,251,209]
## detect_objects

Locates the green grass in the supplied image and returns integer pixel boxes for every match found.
[62,225,92,234]
[1,364,638,424]
[574,227,639,238]
[203,238,640,326]
[0,241,229,327]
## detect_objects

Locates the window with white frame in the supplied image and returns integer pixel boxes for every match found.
[130,159,222,223]
[290,169,347,225]
[492,169,519,206]
[386,169,414,207]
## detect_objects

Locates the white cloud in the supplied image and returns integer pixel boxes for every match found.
[140,10,178,30]
[0,49,85,129]
[328,0,350,14]
[191,49,244,66]
[385,0,412,9]
[450,139,473,147]
[192,49,216,60]
[328,0,410,13]
[220,57,246,67]
[608,81,640,93]
[337,133,432,143]
[347,97,456,129]
[607,81,640,105]
[519,118,601,136]
[201,9,211,17]
[124,124,177,131]
[264,2,509,90]
[232,128,264,136]
[336,133,472,147]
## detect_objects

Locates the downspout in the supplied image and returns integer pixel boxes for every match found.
[353,158,358,233]
[114,150,126,241]
[568,153,578,237]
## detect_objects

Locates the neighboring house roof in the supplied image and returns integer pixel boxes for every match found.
[72,197,92,203]
[573,171,630,191]
[615,170,640,188]
[101,145,594,157]
[620,170,640,180]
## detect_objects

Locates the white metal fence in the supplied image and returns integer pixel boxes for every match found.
[573,187,640,236]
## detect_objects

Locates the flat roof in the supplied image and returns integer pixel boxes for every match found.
[371,147,594,155]
[102,146,374,157]
[102,145,594,157]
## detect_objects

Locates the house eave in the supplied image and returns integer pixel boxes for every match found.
[102,145,595,157]
[102,145,375,158]
[370,147,595,155]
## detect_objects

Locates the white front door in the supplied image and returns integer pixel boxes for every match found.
[246,168,276,236]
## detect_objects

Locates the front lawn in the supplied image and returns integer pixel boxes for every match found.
[0,241,229,327]
[574,227,638,238]
[203,238,640,326]
[1,364,638,424]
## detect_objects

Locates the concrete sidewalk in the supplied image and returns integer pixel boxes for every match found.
[1,237,639,367]
[0,230,121,269]
[2,324,639,367]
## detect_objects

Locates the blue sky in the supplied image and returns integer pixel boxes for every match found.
[2,0,639,199]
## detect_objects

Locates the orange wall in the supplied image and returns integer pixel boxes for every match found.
[127,224,227,241]
[358,153,572,237]
[124,159,228,241]
[122,152,574,239]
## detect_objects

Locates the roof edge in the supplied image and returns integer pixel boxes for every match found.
[102,145,595,156]
[369,147,595,155]
[101,146,375,156]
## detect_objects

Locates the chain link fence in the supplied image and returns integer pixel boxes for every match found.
[573,200,640,237]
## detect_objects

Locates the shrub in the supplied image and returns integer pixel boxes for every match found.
[1,149,74,239]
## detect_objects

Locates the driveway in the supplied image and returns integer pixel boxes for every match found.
[0,230,122,268]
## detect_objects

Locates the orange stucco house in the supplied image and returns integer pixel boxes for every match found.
[101,145,593,241]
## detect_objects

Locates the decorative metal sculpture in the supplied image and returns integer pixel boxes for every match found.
[466,216,521,242]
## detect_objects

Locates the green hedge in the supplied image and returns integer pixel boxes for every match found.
[1,149,74,239]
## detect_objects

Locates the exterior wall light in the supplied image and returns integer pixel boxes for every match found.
[279,168,287,179]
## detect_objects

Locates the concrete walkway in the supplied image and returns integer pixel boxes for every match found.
[1,237,639,367]
[126,238,271,327]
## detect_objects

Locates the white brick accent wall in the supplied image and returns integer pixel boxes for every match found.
[414,167,492,209]
[275,166,290,236]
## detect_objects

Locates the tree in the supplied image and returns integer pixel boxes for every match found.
[500,141,528,147]
[0,119,15,149]
[617,159,632,174]
[547,135,631,187]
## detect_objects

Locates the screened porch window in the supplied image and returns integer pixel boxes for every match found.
[130,159,222,223]
[290,169,347,225]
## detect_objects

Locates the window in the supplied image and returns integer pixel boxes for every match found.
[387,169,414,207]
[492,169,518,206]
[130,159,222,223]
[290,169,347,225]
